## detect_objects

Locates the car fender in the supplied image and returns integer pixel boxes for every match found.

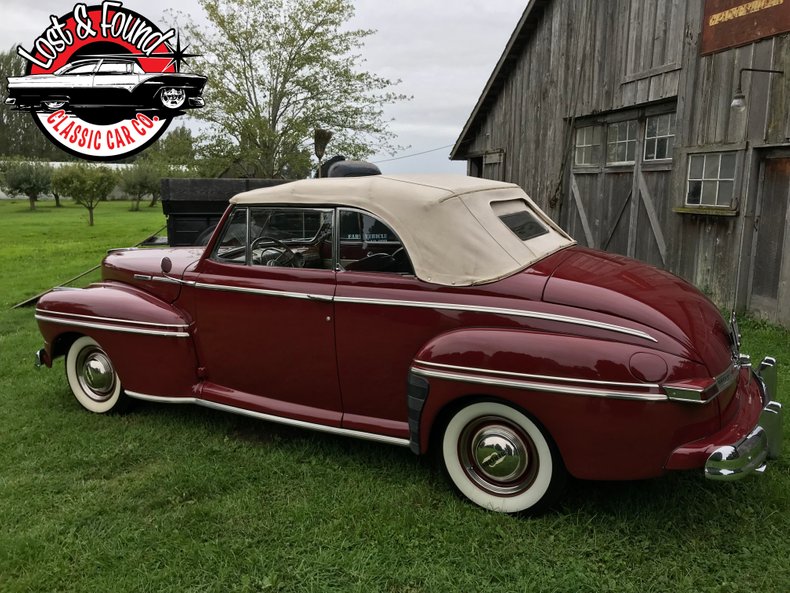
[409,327,720,480]
[36,282,199,398]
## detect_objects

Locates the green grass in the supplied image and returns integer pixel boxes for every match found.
[0,200,788,593]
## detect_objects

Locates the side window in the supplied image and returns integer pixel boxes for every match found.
[64,62,97,75]
[249,207,333,269]
[339,209,414,274]
[212,208,248,264]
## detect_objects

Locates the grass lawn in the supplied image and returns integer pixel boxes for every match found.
[0,199,788,593]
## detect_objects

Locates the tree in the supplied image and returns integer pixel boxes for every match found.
[137,125,198,205]
[179,0,407,178]
[52,164,116,225]
[119,161,162,211]
[1,161,52,210]
[0,49,74,160]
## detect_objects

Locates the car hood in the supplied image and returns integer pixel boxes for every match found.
[542,247,733,374]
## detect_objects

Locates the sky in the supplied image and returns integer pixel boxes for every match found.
[0,0,527,174]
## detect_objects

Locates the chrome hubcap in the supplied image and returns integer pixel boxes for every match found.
[161,88,186,109]
[460,417,537,496]
[76,348,116,402]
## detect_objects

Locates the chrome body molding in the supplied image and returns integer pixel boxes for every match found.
[124,391,411,447]
[335,296,658,342]
[414,360,661,389]
[35,309,190,329]
[705,356,783,480]
[194,281,319,301]
[410,366,668,402]
[35,314,190,338]
[188,285,657,343]
[125,391,198,404]
[663,362,741,404]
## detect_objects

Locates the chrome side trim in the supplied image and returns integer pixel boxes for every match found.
[411,367,667,402]
[336,296,658,342]
[35,314,190,338]
[126,391,198,404]
[414,360,660,389]
[194,281,319,301]
[124,391,411,447]
[35,309,190,329]
[191,284,656,342]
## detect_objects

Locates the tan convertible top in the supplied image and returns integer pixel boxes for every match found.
[231,174,575,286]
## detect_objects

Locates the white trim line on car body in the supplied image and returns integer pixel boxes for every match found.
[334,295,658,343]
[189,282,658,343]
[194,281,318,301]
[413,360,662,390]
[34,314,190,338]
[124,390,411,447]
[411,366,669,402]
[34,309,190,329]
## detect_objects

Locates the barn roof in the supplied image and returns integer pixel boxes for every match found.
[450,0,551,160]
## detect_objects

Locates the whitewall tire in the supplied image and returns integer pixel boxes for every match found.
[441,401,564,514]
[65,336,128,414]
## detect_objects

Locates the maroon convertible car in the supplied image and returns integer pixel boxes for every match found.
[34,175,782,513]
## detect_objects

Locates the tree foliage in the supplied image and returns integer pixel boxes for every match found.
[119,161,161,211]
[52,165,116,226]
[179,0,407,178]
[0,49,73,160]
[0,160,52,210]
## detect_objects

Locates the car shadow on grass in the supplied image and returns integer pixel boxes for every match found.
[127,399,785,522]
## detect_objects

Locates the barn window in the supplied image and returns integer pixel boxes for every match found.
[606,120,638,164]
[644,113,675,161]
[574,126,601,166]
[686,152,736,207]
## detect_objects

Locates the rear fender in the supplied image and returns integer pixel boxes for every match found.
[410,328,720,480]
[36,283,199,398]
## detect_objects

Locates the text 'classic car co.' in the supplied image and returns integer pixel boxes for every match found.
[451,0,790,329]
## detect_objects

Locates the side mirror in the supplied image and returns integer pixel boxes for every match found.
[161,257,173,274]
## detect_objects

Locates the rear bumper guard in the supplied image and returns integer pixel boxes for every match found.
[705,357,783,480]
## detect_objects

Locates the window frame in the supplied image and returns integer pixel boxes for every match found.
[605,120,638,166]
[571,105,677,173]
[643,112,676,162]
[210,205,334,268]
[574,125,602,168]
[684,151,739,209]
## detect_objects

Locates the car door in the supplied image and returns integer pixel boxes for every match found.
[188,206,343,426]
[333,208,458,439]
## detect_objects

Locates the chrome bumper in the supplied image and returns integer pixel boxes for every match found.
[705,357,783,480]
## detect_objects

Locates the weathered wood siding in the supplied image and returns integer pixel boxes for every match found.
[457,0,790,322]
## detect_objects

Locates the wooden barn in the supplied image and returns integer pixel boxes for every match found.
[451,0,790,327]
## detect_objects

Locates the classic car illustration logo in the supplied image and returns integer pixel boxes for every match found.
[5,1,206,161]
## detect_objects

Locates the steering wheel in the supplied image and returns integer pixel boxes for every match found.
[250,236,303,267]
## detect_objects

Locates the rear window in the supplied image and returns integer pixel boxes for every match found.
[492,199,549,242]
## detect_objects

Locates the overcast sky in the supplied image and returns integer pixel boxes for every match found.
[0,0,526,173]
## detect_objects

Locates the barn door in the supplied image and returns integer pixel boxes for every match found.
[565,113,671,270]
[750,156,790,326]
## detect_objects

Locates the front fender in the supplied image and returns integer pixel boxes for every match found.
[36,283,199,398]
[410,327,720,480]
